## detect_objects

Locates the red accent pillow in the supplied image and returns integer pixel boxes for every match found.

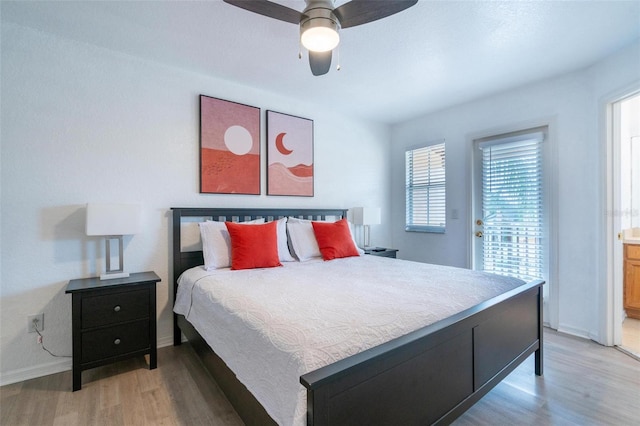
[225,221,283,270]
[311,219,360,261]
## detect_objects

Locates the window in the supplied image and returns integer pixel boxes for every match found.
[405,142,446,233]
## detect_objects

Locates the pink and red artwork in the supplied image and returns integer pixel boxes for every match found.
[200,95,260,194]
[267,110,314,197]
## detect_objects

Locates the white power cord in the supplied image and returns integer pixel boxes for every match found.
[33,319,71,358]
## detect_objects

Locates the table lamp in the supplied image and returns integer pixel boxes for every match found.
[86,203,141,280]
[352,207,381,248]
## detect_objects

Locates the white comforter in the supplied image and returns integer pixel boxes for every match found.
[174,255,525,426]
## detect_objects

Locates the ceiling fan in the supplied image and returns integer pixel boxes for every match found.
[223,0,418,76]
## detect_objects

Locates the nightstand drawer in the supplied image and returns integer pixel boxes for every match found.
[82,288,149,329]
[81,319,150,363]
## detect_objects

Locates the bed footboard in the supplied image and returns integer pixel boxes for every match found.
[300,281,543,426]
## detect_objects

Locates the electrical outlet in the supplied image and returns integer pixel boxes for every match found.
[27,314,44,333]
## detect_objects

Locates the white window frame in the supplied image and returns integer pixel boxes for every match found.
[405,141,446,233]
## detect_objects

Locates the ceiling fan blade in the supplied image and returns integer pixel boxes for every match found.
[309,50,332,76]
[334,0,418,29]
[223,0,304,24]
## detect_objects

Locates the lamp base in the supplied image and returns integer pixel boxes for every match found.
[101,236,129,280]
[100,271,130,281]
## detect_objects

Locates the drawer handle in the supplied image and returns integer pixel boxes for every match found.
[113,305,121,312]
[114,338,121,345]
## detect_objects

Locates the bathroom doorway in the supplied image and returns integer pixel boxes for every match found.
[613,92,640,357]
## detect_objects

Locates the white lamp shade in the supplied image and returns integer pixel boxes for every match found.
[352,207,381,226]
[86,203,141,236]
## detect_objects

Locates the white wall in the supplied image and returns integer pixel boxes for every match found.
[0,23,391,384]
[390,41,640,342]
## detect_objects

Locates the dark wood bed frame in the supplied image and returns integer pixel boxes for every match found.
[171,207,544,425]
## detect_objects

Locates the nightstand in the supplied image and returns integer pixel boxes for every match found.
[364,248,399,258]
[65,271,160,391]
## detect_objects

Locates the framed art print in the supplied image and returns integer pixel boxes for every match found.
[200,95,260,194]
[266,110,314,196]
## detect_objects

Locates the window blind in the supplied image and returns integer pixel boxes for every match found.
[480,134,543,280]
[405,142,446,233]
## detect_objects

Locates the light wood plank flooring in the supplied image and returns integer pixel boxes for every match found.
[0,345,243,426]
[455,330,640,425]
[1,329,639,425]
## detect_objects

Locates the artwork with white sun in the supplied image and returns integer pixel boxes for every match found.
[200,95,260,194]
[224,125,253,155]
[266,110,313,197]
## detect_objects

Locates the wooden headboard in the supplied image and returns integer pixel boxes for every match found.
[171,207,348,290]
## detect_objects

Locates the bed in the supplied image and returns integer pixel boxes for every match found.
[171,207,544,425]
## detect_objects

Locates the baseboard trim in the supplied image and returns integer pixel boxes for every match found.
[557,324,591,340]
[1,333,174,387]
[157,334,173,348]
[0,358,71,387]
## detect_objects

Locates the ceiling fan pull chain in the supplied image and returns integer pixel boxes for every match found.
[336,45,341,71]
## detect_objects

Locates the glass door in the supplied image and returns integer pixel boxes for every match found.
[472,128,548,289]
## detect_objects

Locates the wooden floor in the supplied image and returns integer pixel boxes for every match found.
[1,329,639,425]
[455,330,640,425]
[0,345,243,426]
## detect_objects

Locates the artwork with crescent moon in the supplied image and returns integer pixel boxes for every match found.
[266,110,314,196]
[200,95,260,194]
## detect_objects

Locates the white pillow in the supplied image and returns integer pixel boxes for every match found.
[275,217,296,262]
[199,219,265,270]
[180,221,203,252]
[286,221,321,261]
[287,217,364,259]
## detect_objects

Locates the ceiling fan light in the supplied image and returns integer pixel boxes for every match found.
[301,19,340,52]
[302,27,339,52]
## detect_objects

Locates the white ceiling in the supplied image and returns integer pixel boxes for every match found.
[3,1,639,124]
